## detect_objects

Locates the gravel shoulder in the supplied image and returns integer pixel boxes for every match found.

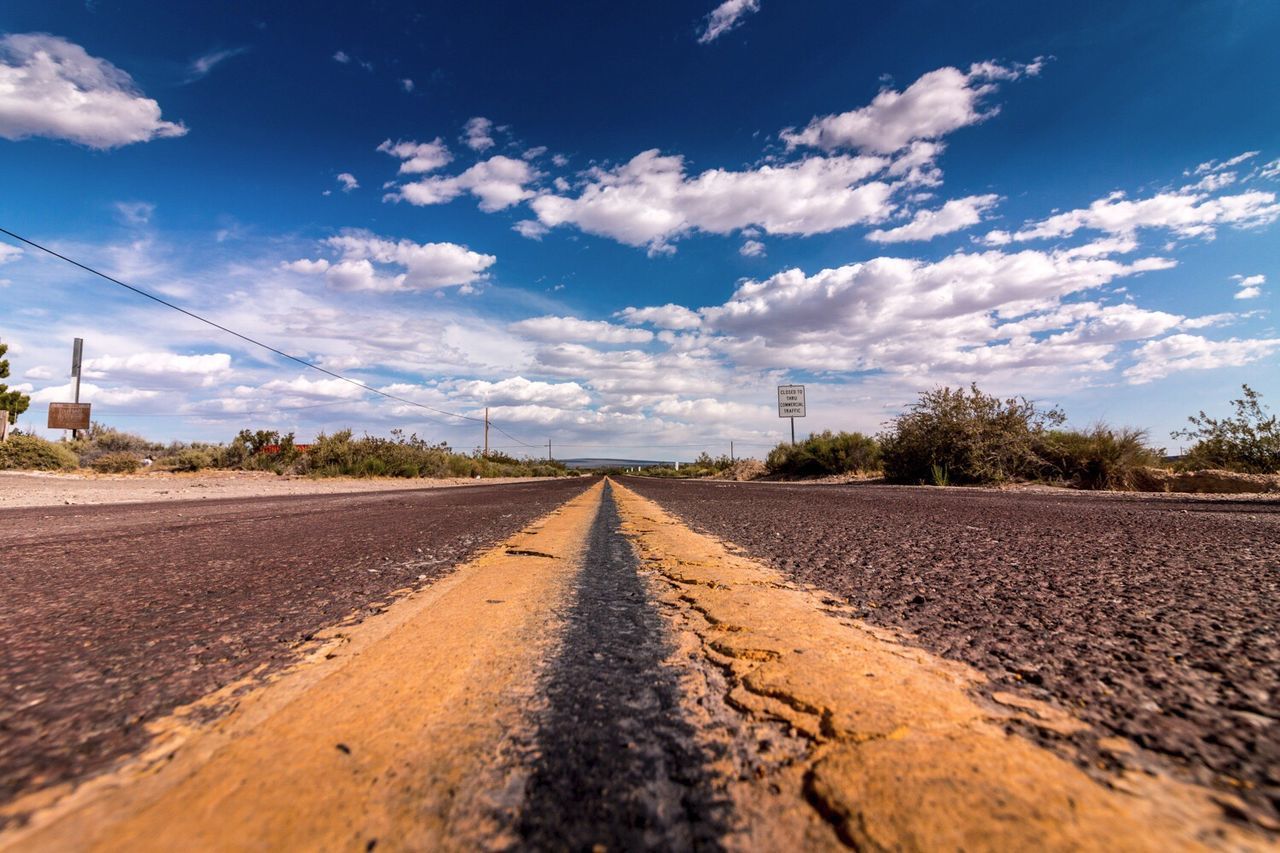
[619,476,1280,825]
[0,469,554,509]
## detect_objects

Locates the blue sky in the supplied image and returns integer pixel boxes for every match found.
[1,0,1278,458]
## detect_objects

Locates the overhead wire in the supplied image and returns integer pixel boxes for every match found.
[0,227,540,441]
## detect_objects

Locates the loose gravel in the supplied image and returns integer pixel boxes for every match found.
[620,477,1280,823]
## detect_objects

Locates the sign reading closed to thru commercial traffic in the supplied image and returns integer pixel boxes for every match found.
[777,385,806,418]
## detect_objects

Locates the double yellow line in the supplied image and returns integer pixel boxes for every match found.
[2,479,1270,851]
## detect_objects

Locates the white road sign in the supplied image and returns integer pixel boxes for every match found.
[777,384,806,418]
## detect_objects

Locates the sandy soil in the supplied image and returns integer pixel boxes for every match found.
[0,469,550,509]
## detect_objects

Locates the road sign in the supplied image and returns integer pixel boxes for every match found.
[777,385,806,418]
[48,402,91,431]
[71,338,83,378]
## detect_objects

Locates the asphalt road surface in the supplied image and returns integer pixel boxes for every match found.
[3,475,1275,849]
[0,477,593,816]
[620,477,1280,823]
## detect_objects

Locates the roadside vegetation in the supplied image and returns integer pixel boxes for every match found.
[0,340,32,427]
[1172,385,1280,474]
[631,452,735,479]
[766,430,879,477]
[3,385,1276,491]
[749,383,1277,491]
[0,423,569,479]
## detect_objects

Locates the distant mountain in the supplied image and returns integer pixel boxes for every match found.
[558,458,676,470]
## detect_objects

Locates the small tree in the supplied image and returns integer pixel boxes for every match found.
[0,341,31,425]
[1172,385,1280,474]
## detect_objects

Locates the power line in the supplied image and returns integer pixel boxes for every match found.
[0,227,546,442]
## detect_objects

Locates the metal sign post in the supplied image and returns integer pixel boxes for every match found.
[48,338,91,437]
[777,384,806,444]
[71,338,83,439]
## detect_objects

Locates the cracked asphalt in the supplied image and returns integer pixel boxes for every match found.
[619,477,1280,823]
[0,477,593,816]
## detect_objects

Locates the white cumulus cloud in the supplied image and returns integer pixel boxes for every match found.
[392,155,537,212]
[447,377,591,409]
[530,149,893,253]
[780,60,1040,154]
[463,116,494,152]
[377,138,453,174]
[509,316,655,344]
[287,231,496,292]
[1233,273,1265,300]
[1005,189,1280,242]
[0,33,187,148]
[617,304,703,330]
[867,193,999,243]
[1125,334,1280,383]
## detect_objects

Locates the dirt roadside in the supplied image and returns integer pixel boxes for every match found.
[0,469,560,509]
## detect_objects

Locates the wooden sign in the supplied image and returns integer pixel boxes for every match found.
[48,402,91,431]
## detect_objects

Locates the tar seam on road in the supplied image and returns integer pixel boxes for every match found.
[517,482,731,851]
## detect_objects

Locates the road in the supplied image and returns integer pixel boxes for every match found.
[621,477,1280,826]
[0,477,593,815]
[1,476,1275,849]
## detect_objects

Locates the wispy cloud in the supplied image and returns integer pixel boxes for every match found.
[185,46,248,82]
[698,0,760,44]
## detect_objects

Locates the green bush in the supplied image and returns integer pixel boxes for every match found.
[91,451,142,473]
[292,429,563,479]
[0,434,79,470]
[880,384,1065,485]
[159,447,215,472]
[1035,426,1162,490]
[1173,385,1280,474]
[766,431,881,477]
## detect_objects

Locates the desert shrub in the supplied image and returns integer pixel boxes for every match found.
[880,384,1065,485]
[70,425,160,466]
[159,447,215,472]
[91,451,142,473]
[292,429,561,479]
[0,434,79,470]
[694,452,734,472]
[766,431,880,477]
[1173,385,1280,474]
[1035,426,1162,490]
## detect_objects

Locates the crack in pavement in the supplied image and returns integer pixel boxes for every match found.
[517,482,732,851]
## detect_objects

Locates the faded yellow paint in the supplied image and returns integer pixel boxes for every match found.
[610,479,1275,852]
[2,481,605,853]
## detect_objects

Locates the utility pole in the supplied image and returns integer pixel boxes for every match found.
[546,438,552,462]
[71,337,83,440]
[730,440,735,462]
[483,407,489,456]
